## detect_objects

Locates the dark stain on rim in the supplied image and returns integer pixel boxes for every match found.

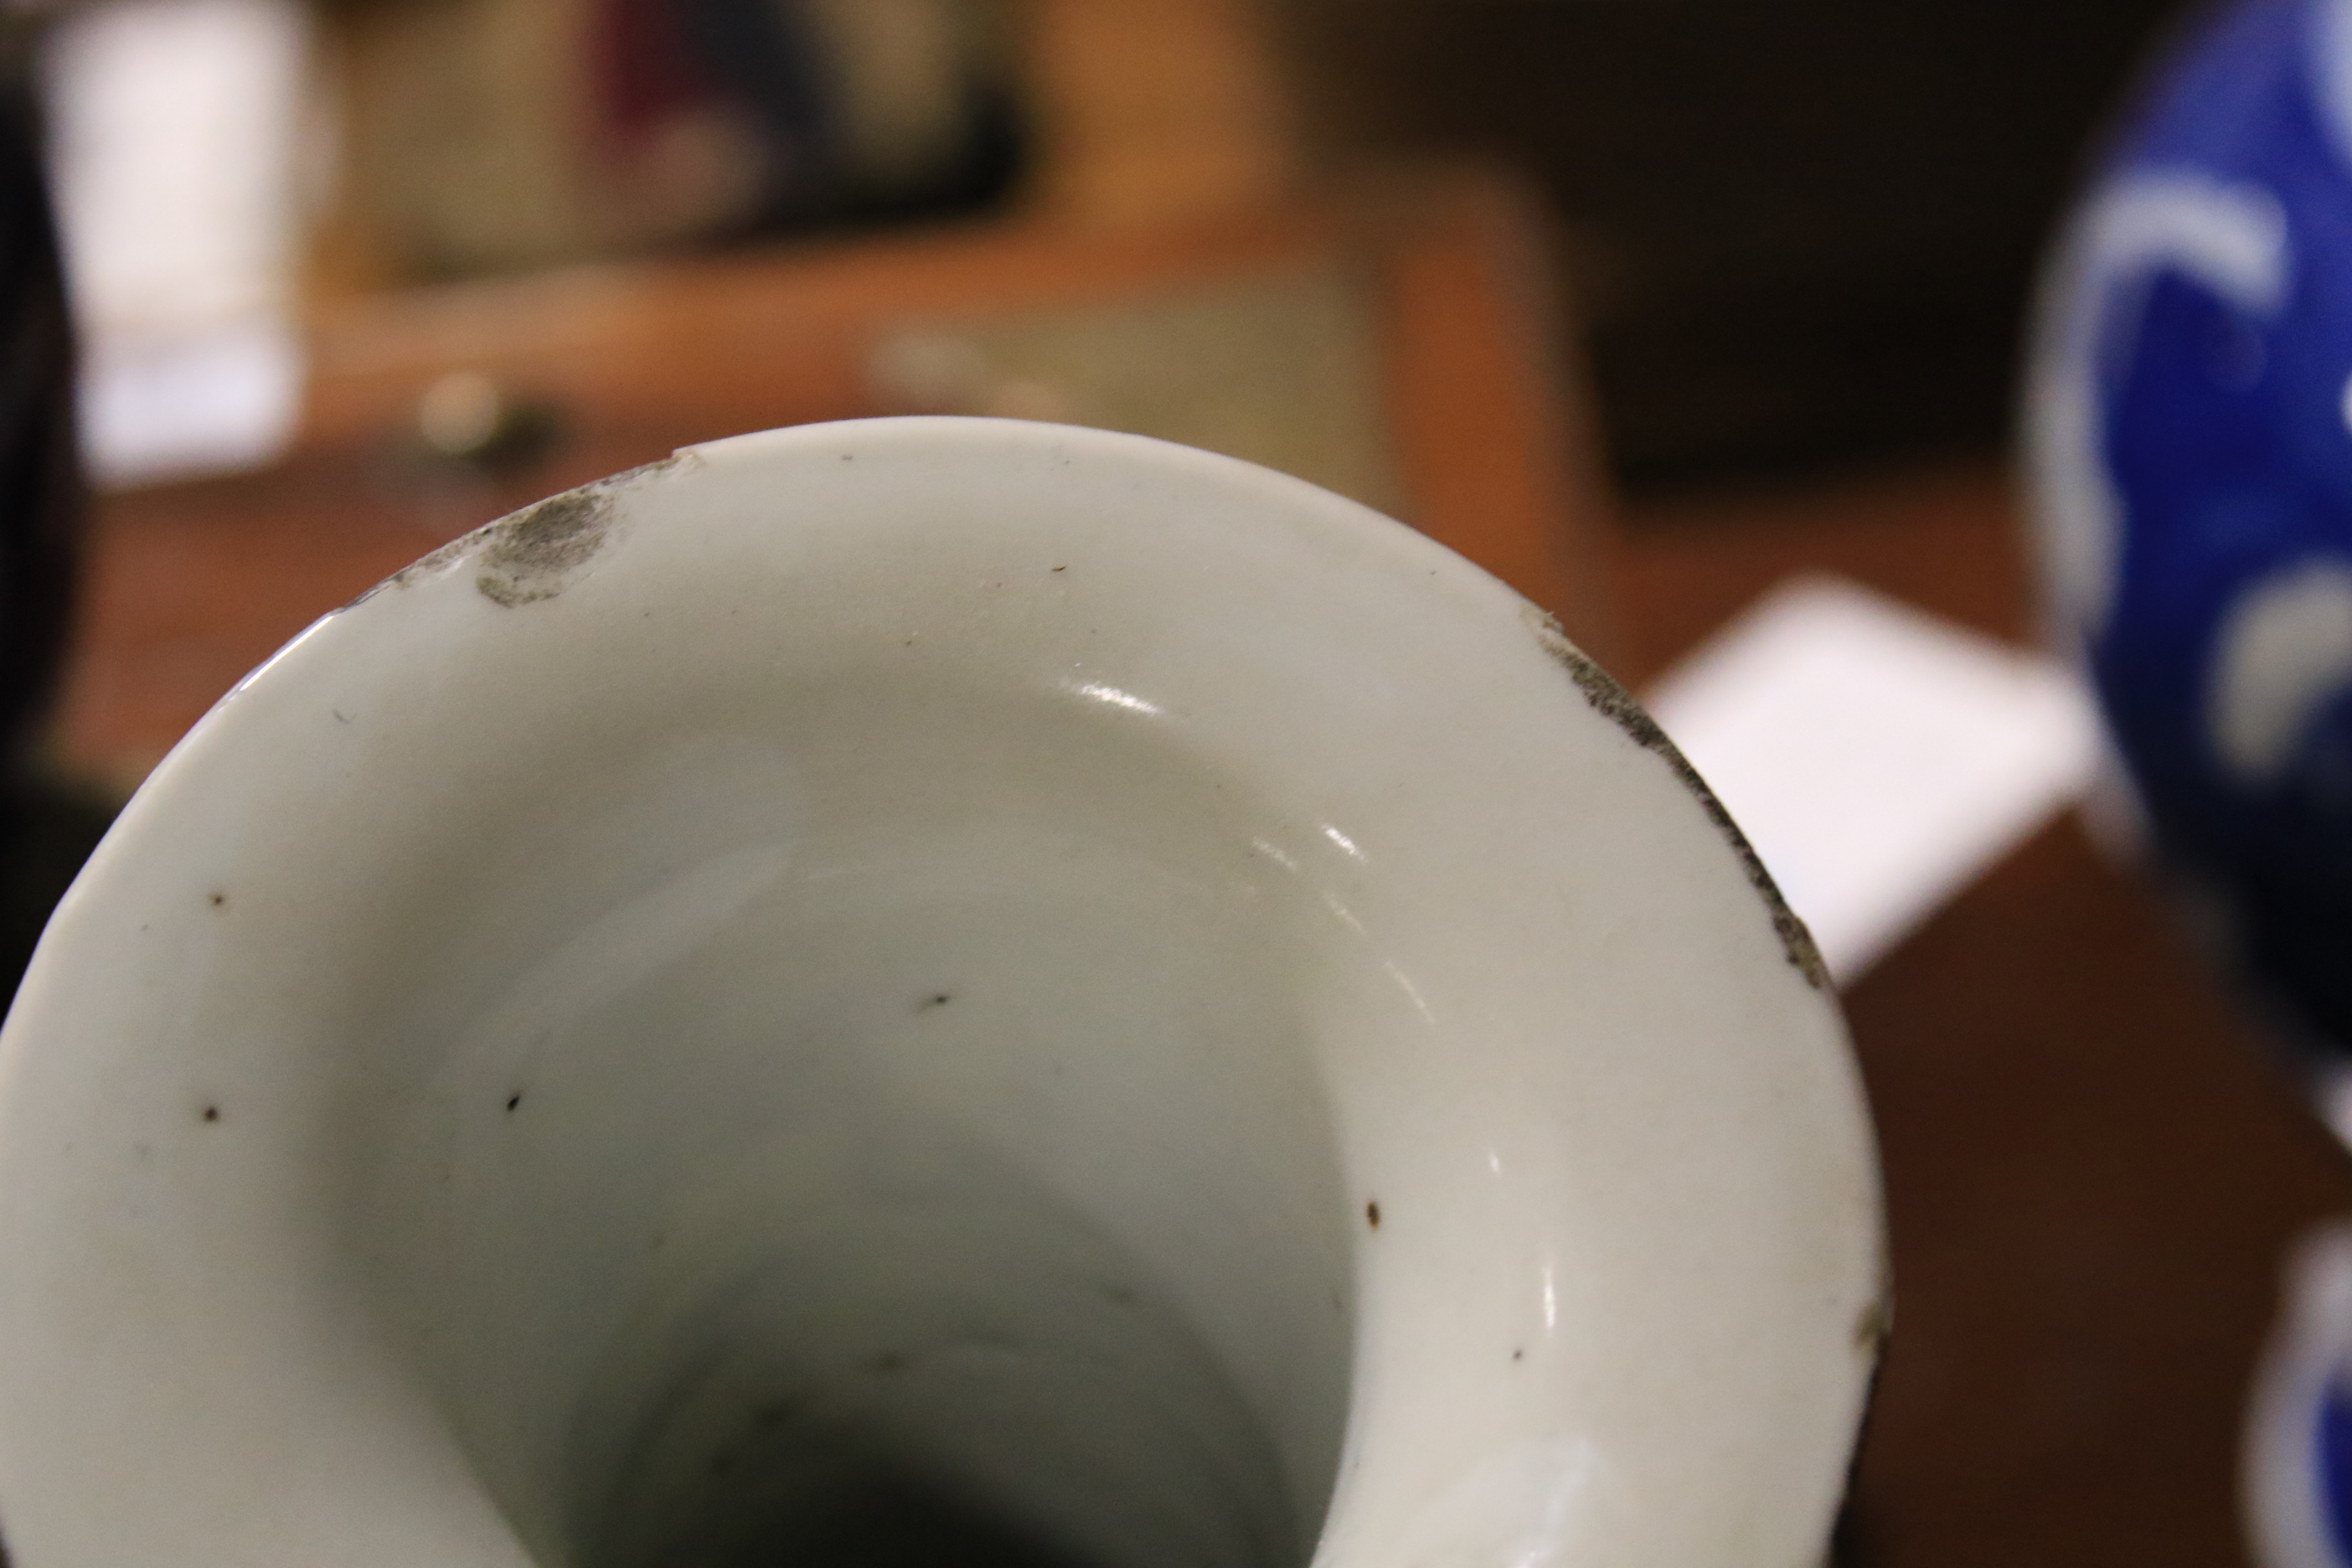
[1526,607,1830,990]
[343,452,692,611]
[1853,1288,1893,1357]
[473,489,609,607]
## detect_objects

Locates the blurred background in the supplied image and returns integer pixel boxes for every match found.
[8,1,2352,1566]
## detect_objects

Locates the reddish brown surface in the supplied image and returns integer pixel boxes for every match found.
[1839,814,2348,1568]
[1375,173,1622,665]
[1623,466,2352,1568]
[1615,462,2039,683]
[57,174,1611,785]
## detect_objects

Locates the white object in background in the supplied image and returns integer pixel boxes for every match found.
[2245,1221,2352,1568]
[43,0,311,487]
[1645,574,2102,986]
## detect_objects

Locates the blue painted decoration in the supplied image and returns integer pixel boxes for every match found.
[2029,0,2352,1060]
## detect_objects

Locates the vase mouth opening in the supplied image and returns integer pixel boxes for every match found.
[0,420,1879,1568]
[500,1137,1353,1568]
[324,692,1365,1568]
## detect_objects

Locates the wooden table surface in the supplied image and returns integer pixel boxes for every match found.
[34,193,2352,1566]
[50,173,1614,794]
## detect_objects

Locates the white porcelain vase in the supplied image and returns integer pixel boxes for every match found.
[0,419,1883,1568]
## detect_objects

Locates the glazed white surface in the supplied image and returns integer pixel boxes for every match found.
[0,418,1881,1568]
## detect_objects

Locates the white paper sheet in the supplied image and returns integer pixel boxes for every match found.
[1643,574,2102,985]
